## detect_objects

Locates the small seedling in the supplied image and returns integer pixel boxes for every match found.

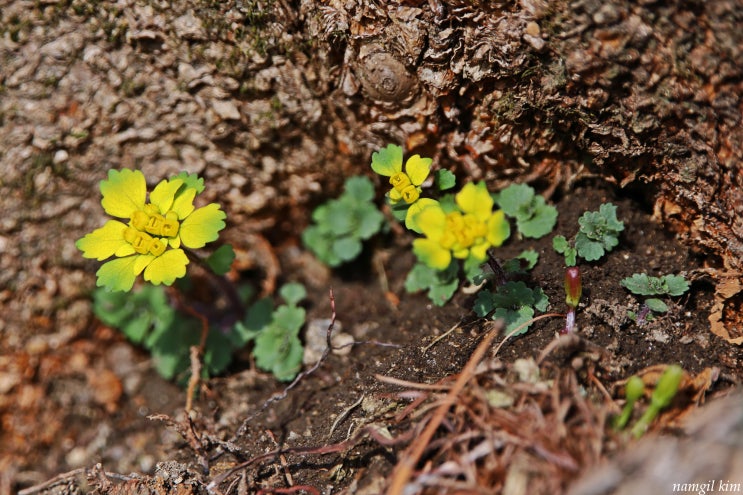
[553,203,624,266]
[302,176,385,267]
[495,183,558,239]
[613,375,645,430]
[621,273,690,323]
[630,365,684,438]
[562,266,582,334]
[473,281,549,335]
[235,283,307,381]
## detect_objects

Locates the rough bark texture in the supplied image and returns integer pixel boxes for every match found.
[1,0,741,337]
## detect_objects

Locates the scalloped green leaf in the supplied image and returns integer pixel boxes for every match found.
[370,144,403,176]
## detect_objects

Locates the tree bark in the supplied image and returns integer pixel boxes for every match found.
[0,0,740,338]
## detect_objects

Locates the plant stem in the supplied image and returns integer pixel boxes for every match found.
[184,248,245,323]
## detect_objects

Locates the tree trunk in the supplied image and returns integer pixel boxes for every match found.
[1,0,740,337]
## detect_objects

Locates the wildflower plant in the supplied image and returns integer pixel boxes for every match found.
[473,281,549,335]
[553,203,624,266]
[79,169,309,384]
[76,169,226,291]
[552,203,624,333]
[234,283,307,381]
[621,273,690,319]
[302,176,384,267]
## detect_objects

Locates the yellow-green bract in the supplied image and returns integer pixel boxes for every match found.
[370,144,432,205]
[76,169,226,292]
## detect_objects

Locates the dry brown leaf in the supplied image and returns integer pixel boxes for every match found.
[708,274,743,345]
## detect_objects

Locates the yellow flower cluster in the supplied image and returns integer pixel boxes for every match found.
[76,169,225,291]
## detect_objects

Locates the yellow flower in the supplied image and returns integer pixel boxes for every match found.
[370,144,432,204]
[412,182,510,270]
[76,169,226,291]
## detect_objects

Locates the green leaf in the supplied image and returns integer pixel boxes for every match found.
[370,144,403,176]
[356,207,384,239]
[552,235,569,253]
[170,172,205,194]
[662,274,690,296]
[146,314,200,380]
[206,244,235,275]
[575,203,623,262]
[253,326,304,381]
[621,273,656,295]
[273,305,306,335]
[344,176,375,203]
[621,273,688,297]
[279,282,307,307]
[404,261,459,306]
[517,199,558,239]
[434,169,456,190]
[390,201,410,223]
[204,328,235,375]
[325,202,355,236]
[491,281,536,309]
[645,298,668,313]
[234,297,274,345]
[332,237,362,262]
[497,183,534,218]
[575,233,605,262]
[473,290,495,317]
[494,306,535,336]
[533,287,549,312]
[503,249,539,273]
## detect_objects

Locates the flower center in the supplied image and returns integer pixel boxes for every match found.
[390,172,420,203]
[131,206,180,237]
[123,227,166,256]
[440,212,487,251]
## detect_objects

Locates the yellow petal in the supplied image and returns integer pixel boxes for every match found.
[143,249,189,285]
[415,204,447,241]
[405,155,432,186]
[456,182,493,220]
[179,203,226,249]
[413,239,451,270]
[170,187,196,219]
[100,169,147,218]
[76,220,134,260]
[149,178,183,214]
[486,210,510,247]
[405,198,439,233]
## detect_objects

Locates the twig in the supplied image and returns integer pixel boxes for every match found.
[374,375,452,391]
[17,469,88,495]
[266,430,294,487]
[422,320,463,352]
[208,424,412,492]
[186,345,202,413]
[328,394,365,440]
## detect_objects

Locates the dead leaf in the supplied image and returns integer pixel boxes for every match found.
[708,274,743,345]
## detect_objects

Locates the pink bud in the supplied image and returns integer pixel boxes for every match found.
[564,266,582,309]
